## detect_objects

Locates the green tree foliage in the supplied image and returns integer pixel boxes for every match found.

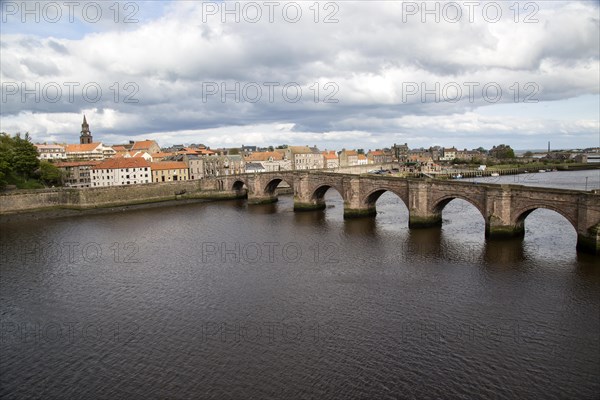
[11,133,40,178]
[0,134,13,188]
[0,132,46,189]
[38,161,63,186]
[490,144,515,160]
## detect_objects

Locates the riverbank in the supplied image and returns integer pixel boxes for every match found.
[0,185,293,223]
[422,163,600,179]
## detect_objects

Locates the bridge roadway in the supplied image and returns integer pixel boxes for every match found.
[203,171,600,255]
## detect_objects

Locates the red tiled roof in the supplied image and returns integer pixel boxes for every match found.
[55,161,101,168]
[131,140,159,151]
[65,143,102,152]
[151,152,175,159]
[92,157,150,170]
[150,161,187,170]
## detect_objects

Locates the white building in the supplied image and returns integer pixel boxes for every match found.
[91,157,151,187]
[65,142,116,160]
[35,144,66,160]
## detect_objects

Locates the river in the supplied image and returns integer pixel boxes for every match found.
[1,170,599,399]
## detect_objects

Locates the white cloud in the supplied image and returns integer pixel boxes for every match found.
[1,0,598,149]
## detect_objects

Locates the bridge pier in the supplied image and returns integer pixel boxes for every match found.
[408,211,442,228]
[293,196,326,212]
[576,225,599,255]
[485,217,525,239]
[408,181,442,228]
[248,193,278,205]
[343,205,377,219]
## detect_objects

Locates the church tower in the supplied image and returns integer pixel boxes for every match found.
[80,115,93,144]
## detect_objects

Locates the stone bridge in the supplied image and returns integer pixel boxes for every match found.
[204,171,600,254]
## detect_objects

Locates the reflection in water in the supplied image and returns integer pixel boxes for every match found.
[343,217,378,236]
[293,209,328,226]
[246,202,278,215]
[482,239,530,265]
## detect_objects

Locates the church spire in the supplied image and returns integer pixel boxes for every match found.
[80,115,93,144]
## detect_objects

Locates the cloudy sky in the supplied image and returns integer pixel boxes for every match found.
[1,0,599,150]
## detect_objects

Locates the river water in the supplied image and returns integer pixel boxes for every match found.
[1,170,599,399]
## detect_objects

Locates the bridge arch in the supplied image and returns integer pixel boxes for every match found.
[362,187,409,210]
[311,184,345,202]
[513,205,578,233]
[264,176,293,196]
[231,179,248,196]
[432,195,487,221]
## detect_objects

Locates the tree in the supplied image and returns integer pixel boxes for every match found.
[0,133,12,188]
[523,151,533,157]
[11,133,40,179]
[489,144,515,160]
[38,161,63,186]
[357,149,365,155]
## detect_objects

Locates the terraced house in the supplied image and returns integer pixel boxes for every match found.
[91,158,152,187]
[151,161,189,182]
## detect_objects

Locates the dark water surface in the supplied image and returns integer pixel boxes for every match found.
[1,170,599,399]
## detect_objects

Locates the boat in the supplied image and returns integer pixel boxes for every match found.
[491,173,499,177]
[538,169,546,173]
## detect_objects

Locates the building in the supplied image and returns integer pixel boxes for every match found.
[150,152,176,162]
[367,150,393,164]
[35,144,66,160]
[440,147,458,161]
[245,162,267,173]
[80,115,93,144]
[339,150,359,167]
[91,158,151,187]
[111,145,130,156]
[187,155,204,180]
[322,151,339,169]
[118,150,153,161]
[65,142,115,160]
[131,140,161,154]
[201,154,246,177]
[222,154,245,175]
[244,151,291,172]
[357,153,368,165]
[278,146,323,170]
[151,161,189,182]
[55,160,100,188]
[392,143,409,161]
